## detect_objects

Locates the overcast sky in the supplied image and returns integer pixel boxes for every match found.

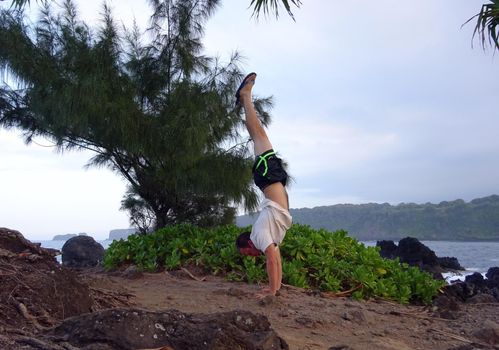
[1,0,498,240]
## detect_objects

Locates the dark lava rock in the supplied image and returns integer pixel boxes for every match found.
[43,308,288,350]
[465,272,487,288]
[377,237,465,280]
[441,274,499,304]
[443,281,474,302]
[437,257,464,271]
[486,267,499,286]
[376,240,398,259]
[396,237,440,270]
[432,295,462,319]
[62,235,105,268]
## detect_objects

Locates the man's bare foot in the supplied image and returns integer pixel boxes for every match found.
[254,291,275,300]
[235,72,256,105]
[254,286,280,299]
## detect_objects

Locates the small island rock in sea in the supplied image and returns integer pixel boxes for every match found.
[52,233,87,241]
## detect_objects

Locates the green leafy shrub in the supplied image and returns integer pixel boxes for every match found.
[103,224,444,304]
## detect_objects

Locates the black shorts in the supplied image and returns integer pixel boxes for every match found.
[252,149,288,192]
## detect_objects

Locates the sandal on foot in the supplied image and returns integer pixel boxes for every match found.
[235,72,257,106]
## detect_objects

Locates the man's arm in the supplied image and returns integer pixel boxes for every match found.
[264,244,281,295]
[276,246,282,290]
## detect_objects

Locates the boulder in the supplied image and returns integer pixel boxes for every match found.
[486,267,499,287]
[432,295,461,319]
[62,236,105,268]
[437,257,464,271]
[396,237,440,270]
[465,272,487,288]
[376,240,398,259]
[441,282,468,302]
[43,308,289,350]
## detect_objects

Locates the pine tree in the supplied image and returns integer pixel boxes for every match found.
[0,0,273,230]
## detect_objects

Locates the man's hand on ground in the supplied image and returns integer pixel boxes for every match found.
[254,287,277,299]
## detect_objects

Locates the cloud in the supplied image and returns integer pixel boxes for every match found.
[268,117,398,178]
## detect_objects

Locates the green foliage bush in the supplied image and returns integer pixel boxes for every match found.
[103,224,444,304]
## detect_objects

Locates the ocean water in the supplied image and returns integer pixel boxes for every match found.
[37,239,498,280]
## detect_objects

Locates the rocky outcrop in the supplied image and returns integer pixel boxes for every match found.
[376,237,464,279]
[0,228,94,332]
[395,237,440,271]
[376,240,398,259]
[437,256,464,271]
[440,267,499,304]
[486,267,499,285]
[43,308,289,350]
[0,227,54,257]
[62,236,105,268]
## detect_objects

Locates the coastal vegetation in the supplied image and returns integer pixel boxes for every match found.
[237,195,499,241]
[104,224,444,304]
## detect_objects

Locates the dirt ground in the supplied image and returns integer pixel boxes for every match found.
[1,227,498,350]
[82,269,499,350]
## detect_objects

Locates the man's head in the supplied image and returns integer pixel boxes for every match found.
[236,231,260,256]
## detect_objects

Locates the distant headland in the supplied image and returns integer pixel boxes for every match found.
[237,195,499,241]
[108,228,137,241]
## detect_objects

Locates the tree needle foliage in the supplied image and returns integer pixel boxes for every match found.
[0,0,272,230]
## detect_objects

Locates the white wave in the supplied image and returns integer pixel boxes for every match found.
[443,270,487,284]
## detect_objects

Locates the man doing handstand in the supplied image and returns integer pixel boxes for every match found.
[235,73,292,298]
